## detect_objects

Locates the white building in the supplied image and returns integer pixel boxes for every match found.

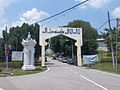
[97,38,108,51]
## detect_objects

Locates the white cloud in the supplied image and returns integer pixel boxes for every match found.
[0,0,19,38]
[75,0,111,9]
[0,0,18,22]
[112,6,120,18]
[0,24,9,38]
[11,8,49,27]
[0,0,17,7]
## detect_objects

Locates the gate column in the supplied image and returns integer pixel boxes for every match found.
[76,39,82,66]
[41,38,46,67]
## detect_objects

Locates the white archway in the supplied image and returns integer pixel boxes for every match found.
[39,26,83,67]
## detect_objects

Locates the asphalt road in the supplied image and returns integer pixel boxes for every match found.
[0,59,120,90]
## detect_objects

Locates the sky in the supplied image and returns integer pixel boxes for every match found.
[0,0,120,38]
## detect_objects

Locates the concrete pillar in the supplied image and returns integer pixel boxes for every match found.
[76,39,83,66]
[41,38,46,67]
[41,45,45,67]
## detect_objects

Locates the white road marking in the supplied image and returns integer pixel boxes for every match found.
[41,65,50,74]
[80,74,108,90]
[92,69,120,78]
[45,65,50,72]
[68,68,108,90]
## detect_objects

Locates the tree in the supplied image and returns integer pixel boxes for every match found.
[101,27,117,51]
[1,23,40,59]
[50,20,98,55]
[66,20,98,55]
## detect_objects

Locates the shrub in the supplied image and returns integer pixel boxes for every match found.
[0,61,23,69]
[8,61,23,68]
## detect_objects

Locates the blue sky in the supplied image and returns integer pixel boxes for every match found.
[0,0,120,37]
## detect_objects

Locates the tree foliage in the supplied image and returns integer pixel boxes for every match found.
[0,23,40,59]
[66,20,98,55]
[0,19,98,61]
[50,20,98,55]
[101,27,117,51]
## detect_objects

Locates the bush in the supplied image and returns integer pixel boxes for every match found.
[99,56,120,63]
[102,57,112,63]
[8,61,23,68]
[0,61,23,69]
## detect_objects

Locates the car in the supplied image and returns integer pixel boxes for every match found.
[61,57,67,63]
[52,54,57,60]
[67,58,74,64]
[62,59,67,63]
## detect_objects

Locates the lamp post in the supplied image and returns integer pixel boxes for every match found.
[71,39,74,64]
[66,39,74,64]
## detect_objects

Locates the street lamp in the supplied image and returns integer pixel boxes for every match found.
[46,38,54,56]
[71,39,74,64]
[66,39,74,64]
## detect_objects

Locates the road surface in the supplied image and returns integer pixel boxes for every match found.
[0,59,120,90]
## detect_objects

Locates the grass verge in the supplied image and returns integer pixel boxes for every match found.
[90,63,120,74]
[12,66,47,76]
[0,66,47,77]
[0,61,47,77]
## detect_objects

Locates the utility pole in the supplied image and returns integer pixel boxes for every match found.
[107,11,115,69]
[5,26,9,70]
[115,18,119,69]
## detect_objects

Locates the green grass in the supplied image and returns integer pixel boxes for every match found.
[12,66,47,76]
[0,61,47,77]
[0,66,47,77]
[91,63,120,74]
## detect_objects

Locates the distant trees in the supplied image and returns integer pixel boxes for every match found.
[1,23,40,59]
[66,20,98,55]
[101,27,118,51]
[50,20,98,55]
[0,19,98,61]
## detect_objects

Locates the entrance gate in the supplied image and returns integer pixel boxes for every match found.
[39,26,83,67]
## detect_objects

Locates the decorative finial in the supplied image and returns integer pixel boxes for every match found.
[26,32,32,41]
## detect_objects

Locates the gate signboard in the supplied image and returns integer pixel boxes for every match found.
[40,26,82,46]
[39,26,83,67]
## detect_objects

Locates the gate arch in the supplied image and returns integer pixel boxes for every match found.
[39,26,83,67]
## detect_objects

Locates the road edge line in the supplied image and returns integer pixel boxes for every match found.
[44,65,50,73]
[91,69,120,78]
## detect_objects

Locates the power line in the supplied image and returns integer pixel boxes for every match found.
[96,21,108,31]
[96,19,117,31]
[36,0,89,23]
[42,7,76,26]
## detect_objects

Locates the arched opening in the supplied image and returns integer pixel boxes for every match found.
[39,26,82,67]
[45,35,78,65]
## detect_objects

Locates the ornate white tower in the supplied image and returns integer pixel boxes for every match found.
[21,32,37,70]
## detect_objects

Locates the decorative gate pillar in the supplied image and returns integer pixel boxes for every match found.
[76,39,83,66]
[21,32,36,70]
[41,38,46,67]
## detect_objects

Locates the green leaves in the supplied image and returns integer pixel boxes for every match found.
[67,20,98,55]
[1,23,40,59]
[50,20,98,55]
